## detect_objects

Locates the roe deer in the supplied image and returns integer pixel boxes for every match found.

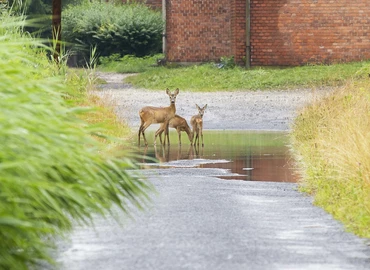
[157,114,193,146]
[190,104,207,147]
[138,88,179,147]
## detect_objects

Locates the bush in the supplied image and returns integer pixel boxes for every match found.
[0,14,151,269]
[62,2,164,64]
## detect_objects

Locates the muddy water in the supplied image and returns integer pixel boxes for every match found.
[136,130,299,183]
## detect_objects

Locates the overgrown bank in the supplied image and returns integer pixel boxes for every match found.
[291,66,370,237]
[0,13,149,269]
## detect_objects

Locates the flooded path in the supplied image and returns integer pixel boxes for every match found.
[136,130,299,183]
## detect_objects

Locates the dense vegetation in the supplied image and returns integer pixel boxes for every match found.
[62,2,164,65]
[291,65,370,237]
[0,12,150,269]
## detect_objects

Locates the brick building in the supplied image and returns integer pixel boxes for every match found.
[147,0,370,66]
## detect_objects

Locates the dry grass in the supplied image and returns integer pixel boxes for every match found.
[291,74,370,237]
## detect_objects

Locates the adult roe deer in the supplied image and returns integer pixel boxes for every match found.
[190,104,207,147]
[157,114,193,146]
[138,88,179,147]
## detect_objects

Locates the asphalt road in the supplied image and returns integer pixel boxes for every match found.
[51,73,370,270]
[55,167,370,270]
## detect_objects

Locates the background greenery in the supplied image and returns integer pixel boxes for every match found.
[121,61,370,91]
[0,12,151,269]
[62,2,164,65]
[7,0,83,15]
[99,54,164,73]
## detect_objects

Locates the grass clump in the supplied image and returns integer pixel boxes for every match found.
[122,61,369,91]
[0,14,150,269]
[291,64,370,237]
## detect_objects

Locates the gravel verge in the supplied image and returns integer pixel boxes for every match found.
[94,72,331,131]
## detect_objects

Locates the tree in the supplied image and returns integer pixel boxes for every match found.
[52,0,61,63]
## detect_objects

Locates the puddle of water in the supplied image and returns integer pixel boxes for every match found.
[135,130,299,183]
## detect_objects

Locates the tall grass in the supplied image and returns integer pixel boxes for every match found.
[0,13,151,269]
[122,61,369,91]
[291,64,370,237]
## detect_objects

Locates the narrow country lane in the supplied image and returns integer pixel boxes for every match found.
[51,73,370,270]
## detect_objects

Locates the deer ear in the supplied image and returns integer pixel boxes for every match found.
[195,104,200,109]
[166,88,170,94]
[174,88,179,95]
[204,104,208,110]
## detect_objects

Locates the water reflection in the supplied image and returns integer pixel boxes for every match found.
[136,130,299,183]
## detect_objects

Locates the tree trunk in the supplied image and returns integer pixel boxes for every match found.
[52,0,61,64]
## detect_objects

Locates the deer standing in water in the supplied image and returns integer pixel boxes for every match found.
[190,104,207,147]
[157,115,193,146]
[138,88,179,147]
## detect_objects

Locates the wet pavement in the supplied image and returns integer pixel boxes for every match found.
[54,167,370,270]
[52,134,370,270]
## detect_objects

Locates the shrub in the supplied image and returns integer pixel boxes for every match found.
[62,2,164,64]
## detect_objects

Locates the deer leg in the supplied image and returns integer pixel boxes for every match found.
[166,122,170,146]
[156,126,164,146]
[194,132,199,146]
[155,123,166,146]
[201,130,204,147]
[141,122,152,147]
[138,120,145,146]
[159,121,170,146]
[177,128,181,146]
[159,131,163,145]
[138,117,145,147]
[142,131,148,147]
[138,125,142,146]
[154,129,160,146]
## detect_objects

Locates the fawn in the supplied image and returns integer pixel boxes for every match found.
[157,114,193,146]
[190,104,207,147]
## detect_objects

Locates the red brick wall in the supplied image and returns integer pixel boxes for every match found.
[251,0,370,66]
[164,0,370,66]
[165,0,235,63]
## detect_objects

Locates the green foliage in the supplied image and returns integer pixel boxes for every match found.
[7,0,85,15]
[5,0,87,39]
[218,56,236,69]
[123,61,370,91]
[98,53,163,73]
[0,13,151,269]
[62,2,164,63]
